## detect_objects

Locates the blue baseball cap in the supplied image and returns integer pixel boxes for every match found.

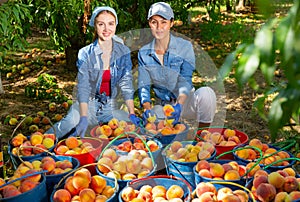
[89,6,118,27]
[147,2,174,20]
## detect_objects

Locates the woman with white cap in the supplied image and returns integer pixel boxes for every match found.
[138,2,217,128]
[47,6,141,139]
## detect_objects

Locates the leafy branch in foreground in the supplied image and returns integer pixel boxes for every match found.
[219,0,300,142]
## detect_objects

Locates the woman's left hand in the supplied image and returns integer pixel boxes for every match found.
[129,114,143,127]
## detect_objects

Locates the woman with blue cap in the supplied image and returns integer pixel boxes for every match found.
[138,2,217,128]
[47,6,141,139]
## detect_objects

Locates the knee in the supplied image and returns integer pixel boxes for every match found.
[195,86,216,102]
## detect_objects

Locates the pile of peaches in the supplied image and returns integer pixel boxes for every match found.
[10,132,56,157]
[0,161,44,199]
[247,168,300,201]
[194,159,263,182]
[121,184,185,202]
[164,141,215,162]
[113,137,160,153]
[234,138,293,167]
[92,118,137,139]
[198,128,242,147]
[192,181,249,202]
[52,168,115,202]
[97,148,154,181]
[55,137,96,155]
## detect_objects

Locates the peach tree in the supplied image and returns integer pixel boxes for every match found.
[219,0,300,142]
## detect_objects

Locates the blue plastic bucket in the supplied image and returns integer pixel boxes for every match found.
[193,159,248,190]
[8,136,57,169]
[118,175,192,201]
[50,173,118,202]
[163,141,216,189]
[1,174,48,202]
[29,155,80,197]
[233,144,296,172]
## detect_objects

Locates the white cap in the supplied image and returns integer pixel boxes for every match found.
[89,6,118,27]
[147,2,174,20]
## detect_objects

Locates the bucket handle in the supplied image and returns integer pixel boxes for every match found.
[0,170,48,189]
[129,174,193,202]
[15,145,56,165]
[54,162,118,193]
[191,181,255,201]
[99,131,156,172]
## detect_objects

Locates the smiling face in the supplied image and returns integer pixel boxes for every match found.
[149,15,173,41]
[94,11,116,41]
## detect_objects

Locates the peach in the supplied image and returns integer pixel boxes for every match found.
[283,167,296,177]
[253,169,269,178]
[209,132,224,145]
[44,133,56,141]
[223,129,236,139]
[30,132,43,146]
[137,190,152,201]
[19,179,39,193]
[185,152,198,162]
[157,120,165,130]
[56,145,69,155]
[277,151,290,159]
[90,175,106,194]
[122,173,137,180]
[137,170,151,178]
[24,169,42,182]
[274,191,291,202]
[174,123,186,133]
[283,176,299,193]
[126,159,142,174]
[245,162,261,177]
[99,125,113,137]
[107,171,121,180]
[163,104,175,117]
[289,191,300,201]
[197,150,211,160]
[152,185,167,198]
[95,195,108,202]
[146,140,159,152]
[195,160,210,172]
[41,159,56,173]
[209,163,225,178]
[108,118,119,129]
[102,148,118,162]
[64,176,80,196]
[53,189,72,202]
[237,165,247,177]
[224,169,240,180]
[249,138,263,151]
[268,171,285,188]
[121,186,136,201]
[198,169,212,178]
[97,157,113,173]
[72,168,91,190]
[253,175,268,189]
[176,147,188,159]
[195,182,217,198]
[197,191,216,201]
[102,185,115,199]
[141,157,153,170]
[20,140,33,156]
[233,190,249,202]
[119,120,128,128]
[140,185,152,193]
[277,170,289,177]
[235,148,249,159]
[131,198,146,202]
[42,137,55,149]
[51,168,64,175]
[113,127,125,137]
[122,141,133,152]
[58,160,73,170]
[256,183,276,202]
[220,194,241,202]
[145,122,157,131]
[65,137,79,149]
[166,185,184,200]
[3,186,22,198]
[228,135,241,144]
[160,126,175,135]
[216,187,233,201]
[11,134,26,147]
[33,143,47,154]
[247,149,257,160]
[79,188,96,202]
[113,160,127,174]
[170,141,183,153]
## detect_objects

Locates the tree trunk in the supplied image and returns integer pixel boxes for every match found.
[236,0,245,12]
[0,73,4,94]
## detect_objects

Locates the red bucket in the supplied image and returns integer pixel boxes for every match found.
[54,137,103,175]
[196,128,249,160]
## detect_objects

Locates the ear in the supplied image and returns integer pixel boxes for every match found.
[170,20,174,28]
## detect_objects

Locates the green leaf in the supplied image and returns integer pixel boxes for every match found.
[268,96,285,142]
[260,63,275,85]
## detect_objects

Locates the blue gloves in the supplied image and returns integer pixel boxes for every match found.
[74,116,88,138]
[169,103,182,125]
[129,114,142,126]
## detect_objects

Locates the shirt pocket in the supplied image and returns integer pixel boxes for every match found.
[170,58,183,72]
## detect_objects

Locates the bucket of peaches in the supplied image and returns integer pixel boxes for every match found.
[195,127,249,160]
[233,138,297,172]
[51,163,119,202]
[141,104,189,147]
[119,175,193,202]
[95,132,157,192]
[8,131,58,169]
[89,118,139,148]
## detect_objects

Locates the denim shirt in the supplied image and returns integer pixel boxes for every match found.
[76,38,134,103]
[138,34,195,105]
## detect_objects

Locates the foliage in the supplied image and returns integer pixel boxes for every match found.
[219,0,300,142]
[25,73,68,102]
[0,0,32,63]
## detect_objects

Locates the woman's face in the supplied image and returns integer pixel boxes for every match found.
[149,15,173,40]
[95,11,116,41]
